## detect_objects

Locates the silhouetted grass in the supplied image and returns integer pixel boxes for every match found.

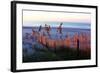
[23,47,90,63]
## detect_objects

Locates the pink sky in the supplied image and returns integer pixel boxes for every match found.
[23,11,91,23]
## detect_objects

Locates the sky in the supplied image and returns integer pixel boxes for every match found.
[23,10,91,29]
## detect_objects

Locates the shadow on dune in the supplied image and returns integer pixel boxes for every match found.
[23,45,91,63]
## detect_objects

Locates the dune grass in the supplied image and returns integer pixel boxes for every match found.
[23,47,90,63]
